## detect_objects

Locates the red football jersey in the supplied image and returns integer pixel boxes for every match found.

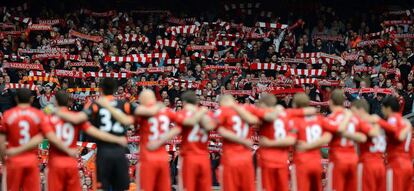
[136,108,176,161]
[175,109,212,156]
[215,105,255,160]
[327,109,371,161]
[292,115,338,163]
[358,123,386,162]
[42,109,91,160]
[378,113,411,160]
[0,106,47,161]
[257,110,295,167]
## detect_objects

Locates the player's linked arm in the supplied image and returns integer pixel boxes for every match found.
[147,127,182,151]
[56,110,88,125]
[4,134,44,157]
[182,107,208,127]
[296,132,332,151]
[45,132,78,157]
[230,105,259,125]
[217,127,252,148]
[95,98,134,126]
[259,136,296,147]
[398,119,412,142]
[85,126,127,147]
[0,134,7,161]
[200,115,216,131]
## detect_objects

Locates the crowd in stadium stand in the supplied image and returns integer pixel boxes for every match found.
[0,1,414,190]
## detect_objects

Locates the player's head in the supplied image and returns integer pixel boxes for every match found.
[100,78,117,95]
[55,90,71,107]
[351,99,369,114]
[139,89,156,106]
[292,93,310,108]
[258,93,276,108]
[329,89,345,108]
[15,88,33,104]
[181,91,198,105]
[218,94,235,106]
[381,96,400,118]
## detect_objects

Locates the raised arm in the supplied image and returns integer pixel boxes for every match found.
[341,131,367,143]
[85,125,127,147]
[231,105,259,125]
[217,127,252,148]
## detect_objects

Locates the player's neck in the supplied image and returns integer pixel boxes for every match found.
[184,104,195,110]
[17,103,31,108]
[331,106,344,112]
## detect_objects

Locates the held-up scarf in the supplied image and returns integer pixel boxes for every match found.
[3,62,44,70]
[38,19,65,26]
[382,20,413,26]
[50,38,77,46]
[69,30,103,42]
[67,88,101,93]
[186,44,216,51]
[117,34,150,44]
[312,34,344,42]
[27,24,53,31]
[343,88,393,94]
[68,62,100,68]
[5,83,38,91]
[80,9,116,17]
[250,63,289,71]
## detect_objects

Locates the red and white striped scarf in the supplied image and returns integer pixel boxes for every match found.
[367,27,394,38]
[294,78,317,85]
[27,24,52,31]
[394,34,414,39]
[104,53,168,63]
[54,69,85,78]
[67,88,101,93]
[186,44,216,51]
[135,67,173,74]
[257,22,288,29]
[154,39,178,49]
[80,9,116,17]
[383,20,413,26]
[166,17,196,25]
[289,69,326,76]
[312,34,344,42]
[204,65,242,71]
[216,33,241,38]
[250,63,289,71]
[117,34,150,44]
[357,39,387,48]
[6,83,37,91]
[166,78,200,89]
[167,25,199,36]
[224,3,261,11]
[209,41,236,47]
[87,72,130,78]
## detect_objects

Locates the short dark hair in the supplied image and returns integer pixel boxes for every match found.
[258,93,277,107]
[100,78,117,95]
[352,99,370,113]
[293,93,310,108]
[181,91,198,104]
[15,88,32,103]
[55,90,71,107]
[382,96,400,112]
[330,89,345,106]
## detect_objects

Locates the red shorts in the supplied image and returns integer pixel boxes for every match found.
[4,156,40,191]
[137,159,171,191]
[387,158,413,191]
[220,158,255,191]
[47,158,81,191]
[326,160,358,191]
[257,164,289,191]
[357,161,385,191]
[292,160,323,191]
[178,155,211,191]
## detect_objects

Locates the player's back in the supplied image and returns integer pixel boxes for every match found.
[176,109,210,156]
[293,115,326,163]
[327,110,363,161]
[1,106,45,162]
[385,113,411,161]
[84,97,131,148]
[46,109,91,165]
[215,106,252,160]
[257,112,291,167]
[136,107,175,161]
[359,127,386,162]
